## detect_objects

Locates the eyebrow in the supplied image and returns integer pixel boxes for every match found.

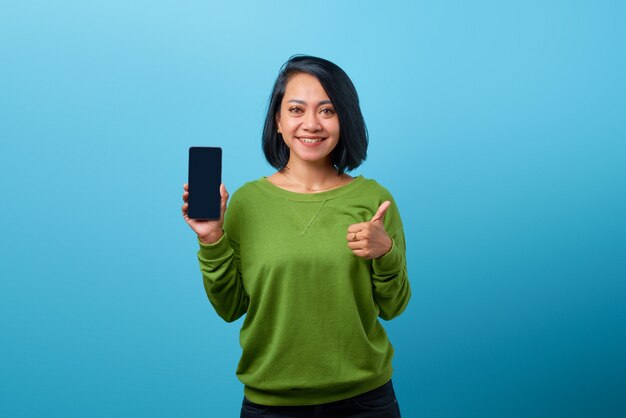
[287,99,333,106]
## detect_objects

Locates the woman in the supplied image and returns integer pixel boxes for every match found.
[182,55,411,417]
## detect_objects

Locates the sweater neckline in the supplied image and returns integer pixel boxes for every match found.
[256,175,365,201]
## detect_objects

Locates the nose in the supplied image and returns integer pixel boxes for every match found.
[302,111,322,132]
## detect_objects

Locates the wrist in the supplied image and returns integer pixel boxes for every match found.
[198,230,224,245]
[379,237,393,258]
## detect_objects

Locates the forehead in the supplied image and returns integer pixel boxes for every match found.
[284,72,330,100]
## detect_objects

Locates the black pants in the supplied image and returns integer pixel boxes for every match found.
[240,380,401,418]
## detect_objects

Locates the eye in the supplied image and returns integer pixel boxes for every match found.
[320,108,336,116]
[289,106,303,114]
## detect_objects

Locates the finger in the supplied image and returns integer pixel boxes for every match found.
[347,222,369,233]
[351,248,370,259]
[220,184,229,218]
[184,183,188,191]
[346,231,368,242]
[181,202,188,216]
[182,191,188,202]
[347,241,365,250]
[370,201,391,223]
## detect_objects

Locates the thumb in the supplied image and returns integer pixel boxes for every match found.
[220,184,229,216]
[370,200,391,223]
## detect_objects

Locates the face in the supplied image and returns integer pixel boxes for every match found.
[276,72,340,166]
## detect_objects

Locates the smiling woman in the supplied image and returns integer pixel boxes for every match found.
[262,56,368,182]
[276,73,341,168]
[271,72,343,192]
[181,55,411,418]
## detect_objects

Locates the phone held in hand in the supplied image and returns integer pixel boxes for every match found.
[188,147,222,220]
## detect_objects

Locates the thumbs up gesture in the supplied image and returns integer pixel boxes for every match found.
[346,201,393,259]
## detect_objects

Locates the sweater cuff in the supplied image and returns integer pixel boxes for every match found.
[372,237,402,274]
[198,232,232,259]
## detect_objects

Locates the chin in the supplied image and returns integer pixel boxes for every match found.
[289,151,326,162]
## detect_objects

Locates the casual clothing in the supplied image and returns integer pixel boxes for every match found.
[198,175,411,406]
[240,379,401,418]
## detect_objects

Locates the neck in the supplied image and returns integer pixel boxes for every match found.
[280,159,344,191]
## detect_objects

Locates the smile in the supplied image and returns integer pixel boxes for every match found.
[297,137,325,143]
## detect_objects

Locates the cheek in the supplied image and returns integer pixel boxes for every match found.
[329,122,340,137]
[281,119,299,133]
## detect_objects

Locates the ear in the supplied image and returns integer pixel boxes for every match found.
[275,112,281,133]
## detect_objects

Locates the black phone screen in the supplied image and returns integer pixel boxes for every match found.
[188,147,222,220]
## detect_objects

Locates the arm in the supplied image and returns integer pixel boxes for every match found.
[182,183,249,322]
[346,192,412,320]
[371,200,411,320]
[197,229,249,323]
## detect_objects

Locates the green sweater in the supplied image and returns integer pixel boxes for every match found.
[197,175,411,406]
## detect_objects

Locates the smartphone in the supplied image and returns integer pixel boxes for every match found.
[188,146,222,220]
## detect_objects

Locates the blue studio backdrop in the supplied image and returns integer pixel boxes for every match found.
[1,1,625,417]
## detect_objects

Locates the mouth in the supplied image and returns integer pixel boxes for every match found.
[296,136,326,144]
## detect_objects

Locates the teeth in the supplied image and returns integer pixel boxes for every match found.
[299,138,324,143]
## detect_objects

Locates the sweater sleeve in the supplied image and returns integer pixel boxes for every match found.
[371,196,411,321]
[197,193,249,322]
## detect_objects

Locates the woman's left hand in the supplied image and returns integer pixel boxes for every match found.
[347,201,393,259]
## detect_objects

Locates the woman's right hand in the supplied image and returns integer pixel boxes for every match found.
[181,183,229,244]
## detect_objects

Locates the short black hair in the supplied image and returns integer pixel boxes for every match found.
[262,55,368,175]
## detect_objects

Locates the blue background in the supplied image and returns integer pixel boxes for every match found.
[1,1,625,417]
